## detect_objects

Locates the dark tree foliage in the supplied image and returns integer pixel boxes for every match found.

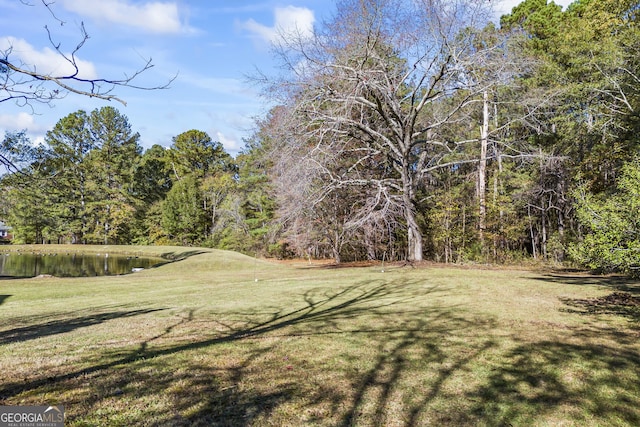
[1,0,638,275]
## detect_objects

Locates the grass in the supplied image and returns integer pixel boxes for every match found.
[0,244,639,426]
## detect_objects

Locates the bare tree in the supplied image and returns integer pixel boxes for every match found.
[259,0,527,261]
[1,0,174,109]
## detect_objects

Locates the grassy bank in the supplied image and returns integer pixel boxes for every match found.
[0,244,201,260]
[0,245,639,426]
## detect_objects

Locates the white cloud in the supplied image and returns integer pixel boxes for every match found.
[61,0,190,34]
[241,6,315,44]
[215,131,241,153]
[0,112,39,131]
[0,113,49,149]
[0,37,98,79]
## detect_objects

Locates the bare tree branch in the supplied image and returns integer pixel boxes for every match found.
[258,0,544,261]
[1,1,176,109]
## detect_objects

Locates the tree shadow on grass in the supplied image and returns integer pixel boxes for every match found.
[0,279,480,425]
[335,318,497,427]
[0,295,9,306]
[160,250,208,262]
[561,292,640,322]
[0,308,167,345]
[4,277,638,426]
[461,336,640,426]
[532,273,640,293]
[535,273,640,321]
[443,276,640,426]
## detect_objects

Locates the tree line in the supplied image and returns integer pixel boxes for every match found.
[1,0,639,275]
[0,109,274,254]
[255,0,640,273]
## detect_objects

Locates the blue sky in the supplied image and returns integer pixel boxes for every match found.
[0,0,573,156]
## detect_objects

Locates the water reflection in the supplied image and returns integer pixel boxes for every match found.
[0,252,167,278]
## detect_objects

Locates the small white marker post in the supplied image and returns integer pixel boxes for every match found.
[381,251,386,273]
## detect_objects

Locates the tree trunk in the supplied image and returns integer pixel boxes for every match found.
[333,247,341,264]
[556,177,566,262]
[104,204,110,245]
[541,204,548,259]
[407,217,423,261]
[332,230,341,264]
[528,205,537,259]
[477,90,489,249]
[80,170,87,244]
[402,164,423,262]
[364,228,377,260]
[404,194,423,261]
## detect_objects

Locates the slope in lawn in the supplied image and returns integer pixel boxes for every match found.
[0,247,638,426]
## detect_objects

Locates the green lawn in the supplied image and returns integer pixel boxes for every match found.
[0,245,639,426]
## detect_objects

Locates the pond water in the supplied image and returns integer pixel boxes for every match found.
[0,252,167,278]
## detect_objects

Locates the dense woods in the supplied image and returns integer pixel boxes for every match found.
[1,0,639,275]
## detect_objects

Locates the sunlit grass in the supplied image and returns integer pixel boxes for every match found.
[0,245,639,426]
